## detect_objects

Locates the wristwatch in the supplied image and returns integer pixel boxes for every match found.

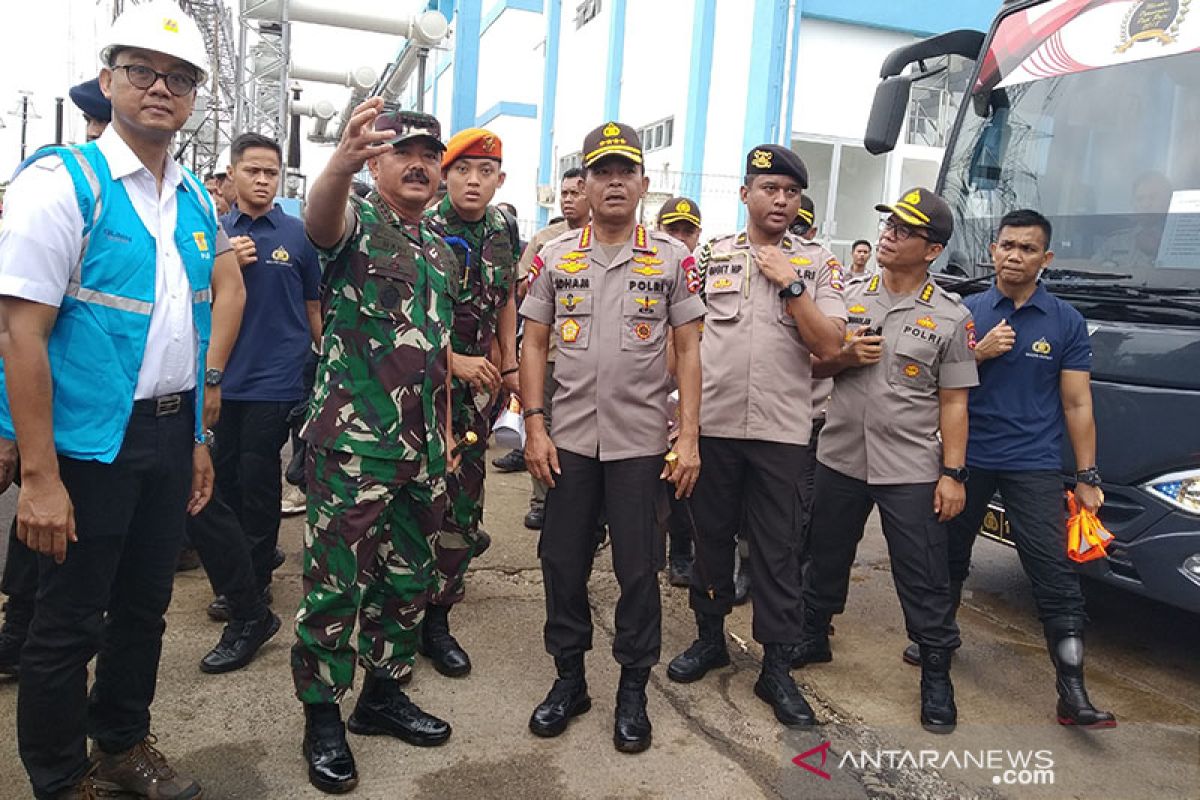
[1075,466,1103,487]
[941,465,970,483]
[195,429,216,447]
[778,280,806,300]
[522,407,546,420]
[204,368,224,387]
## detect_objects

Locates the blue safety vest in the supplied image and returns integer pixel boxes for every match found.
[0,142,214,463]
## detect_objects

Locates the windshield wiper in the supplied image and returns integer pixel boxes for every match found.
[1046,283,1200,314]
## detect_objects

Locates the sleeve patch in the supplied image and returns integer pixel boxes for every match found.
[526,253,545,288]
[682,254,701,294]
[965,320,977,350]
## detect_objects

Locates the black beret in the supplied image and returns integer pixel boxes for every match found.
[69,78,111,123]
[745,144,807,189]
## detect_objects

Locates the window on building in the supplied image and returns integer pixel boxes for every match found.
[639,117,674,153]
[791,137,888,255]
[558,151,582,178]
[575,0,601,29]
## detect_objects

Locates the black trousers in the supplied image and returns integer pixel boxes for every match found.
[947,469,1086,629]
[2,517,38,619]
[19,403,193,799]
[211,400,292,589]
[803,464,960,650]
[188,485,264,621]
[688,437,807,644]
[540,450,664,668]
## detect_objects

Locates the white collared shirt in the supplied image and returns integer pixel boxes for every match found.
[0,126,211,399]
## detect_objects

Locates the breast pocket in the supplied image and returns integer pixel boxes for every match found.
[622,292,667,350]
[556,289,593,350]
[888,336,940,391]
[362,256,419,319]
[704,273,743,322]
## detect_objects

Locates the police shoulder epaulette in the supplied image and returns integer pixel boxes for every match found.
[919,282,936,304]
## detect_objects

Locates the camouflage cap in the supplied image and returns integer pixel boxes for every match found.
[376,109,445,151]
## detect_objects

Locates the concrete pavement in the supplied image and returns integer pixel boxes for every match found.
[0,446,1197,798]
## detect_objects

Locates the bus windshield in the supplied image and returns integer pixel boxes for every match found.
[940,0,1200,296]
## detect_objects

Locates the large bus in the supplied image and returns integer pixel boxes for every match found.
[865,0,1200,613]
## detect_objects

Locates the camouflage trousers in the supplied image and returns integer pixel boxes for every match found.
[291,446,445,704]
[428,403,491,607]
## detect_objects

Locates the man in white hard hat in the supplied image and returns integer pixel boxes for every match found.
[0,2,226,798]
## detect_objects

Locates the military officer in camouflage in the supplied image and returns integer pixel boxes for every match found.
[421,127,520,678]
[293,98,460,794]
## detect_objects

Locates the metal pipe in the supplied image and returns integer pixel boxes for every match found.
[54,97,64,145]
[276,0,290,195]
[288,85,302,171]
[243,1,448,44]
[288,63,378,90]
[290,99,337,120]
[416,50,427,112]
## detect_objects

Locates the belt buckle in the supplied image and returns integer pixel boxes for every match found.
[155,394,182,416]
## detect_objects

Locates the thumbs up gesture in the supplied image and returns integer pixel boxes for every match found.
[976,318,1016,361]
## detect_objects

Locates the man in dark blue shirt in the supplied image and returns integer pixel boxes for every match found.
[191,132,321,673]
[902,209,1115,729]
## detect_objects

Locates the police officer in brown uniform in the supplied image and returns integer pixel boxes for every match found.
[666,146,846,727]
[520,122,705,753]
[796,188,978,734]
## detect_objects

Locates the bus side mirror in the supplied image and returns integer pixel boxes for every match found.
[865,75,916,155]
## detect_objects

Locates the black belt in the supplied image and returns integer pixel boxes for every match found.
[132,391,194,417]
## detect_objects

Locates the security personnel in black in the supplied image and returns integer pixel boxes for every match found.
[665,146,846,728]
[796,188,979,733]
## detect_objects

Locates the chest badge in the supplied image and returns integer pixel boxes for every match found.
[1032,337,1052,355]
[789,256,812,267]
[272,245,290,262]
[711,277,733,290]
[556,259,589,274]
[560,318,582,343]
[904,364,921,378]
[193,231,209,252]
[848,304,867,314]
[916,315,937,330]
[634,322,653,340]
[560,293,585,312]
[632,265,663,277]
[635,296,659,313]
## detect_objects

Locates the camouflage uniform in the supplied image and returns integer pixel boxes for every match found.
[423,195,519,605]
[291,191,457,704]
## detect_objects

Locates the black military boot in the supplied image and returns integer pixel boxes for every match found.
[347,672,452,746]
[529,653,591,737]
[613,666,653,753]
[904,579,963,666]
[0,596,34,677]
[919,645,957,733]
[1047,626,1116,729]
[302,703,357,794]
[419,603,471,677]
[667,612,730,683]
[790,606,833,667]
[754,644,817,727]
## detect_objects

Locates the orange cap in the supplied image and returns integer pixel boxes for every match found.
[442,127,503,168]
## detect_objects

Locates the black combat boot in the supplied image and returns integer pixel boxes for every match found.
[789,606,833,667]
[0,595,34,676]
[529,653,592,737]
[919,645,957,733]
[904,579,963,666]
[667,612,730,683]
[347,671,452,746]
[613,666,653,753]
[1047,625,1116,729]
[419,603,471,677]
[754,644,817,727]
[302,703,357,794]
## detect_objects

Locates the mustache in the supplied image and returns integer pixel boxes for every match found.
[402,168,431,184]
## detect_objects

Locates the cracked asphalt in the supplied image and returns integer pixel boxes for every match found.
[1,445,1197,799]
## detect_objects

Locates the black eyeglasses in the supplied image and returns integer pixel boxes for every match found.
[879,218,935,243]
[113,64,198,97]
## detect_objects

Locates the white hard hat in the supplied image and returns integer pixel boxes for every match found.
[100,0,210,82]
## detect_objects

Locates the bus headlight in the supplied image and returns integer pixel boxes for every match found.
[1144,469,1200,516]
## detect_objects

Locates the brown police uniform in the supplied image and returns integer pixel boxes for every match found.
[805,265,979,650]
[689,226,845,643]
[520,217,705,665]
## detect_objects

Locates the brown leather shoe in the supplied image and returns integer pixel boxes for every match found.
[52,769,101,800]
[91,735,202,799]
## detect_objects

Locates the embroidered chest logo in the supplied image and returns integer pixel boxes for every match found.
[193,232,209,252]
[560,293,585,312]
[916,316,937,330]
[1032,337,1053,355]
[560,318,581,343]
[633,322,653,340]
[272,246,290,262]
[848,304,867,314]
[904,364,921,378]
[556,258,589,274]
[635,296,659,314]
[711,277,733,290]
